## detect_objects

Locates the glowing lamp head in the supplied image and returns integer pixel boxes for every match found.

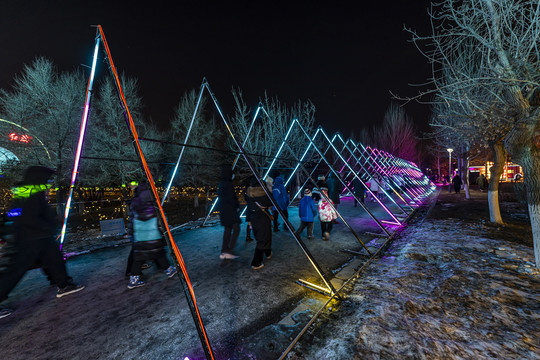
[447,148,453,153]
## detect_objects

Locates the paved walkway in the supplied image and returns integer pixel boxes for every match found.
[0,190,425,359]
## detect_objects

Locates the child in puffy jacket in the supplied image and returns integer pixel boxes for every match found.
[318,188,337,240]
[295,188,318,239]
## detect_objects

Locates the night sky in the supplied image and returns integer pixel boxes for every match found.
[0,0,433,136]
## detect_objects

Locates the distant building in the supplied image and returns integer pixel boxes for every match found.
[469,162,523,182]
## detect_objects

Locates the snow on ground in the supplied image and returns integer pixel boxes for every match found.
[289,189,540,359]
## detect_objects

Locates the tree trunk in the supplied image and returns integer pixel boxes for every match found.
[205,187,210,213]
[194,192,199,208]
[437,151,440,181]
[504,110,540,267]
[488,140,506,224]
[462,153,470,200]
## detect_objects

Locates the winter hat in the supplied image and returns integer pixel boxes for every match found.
[22,166,55,185]
[304,188,312,196]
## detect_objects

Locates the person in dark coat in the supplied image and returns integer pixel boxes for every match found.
[452,174,462,194]
[326,172,342,223]
[312,174,327,202]
[125,181,151,279]
[128,183,177,289]
[352,176,365,207]
[0,166,84,319]
[217,167,241,259]
[246,177,273,270]
[272,174,289,232]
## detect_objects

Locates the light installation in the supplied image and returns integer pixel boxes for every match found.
[351,141,417,208]
[260,116,394,237]
[202,104,263,226]
[334,134,410,216]
[59,34,100,248]
[61,27,215,360]
[161,82,205,205]
[198,82,341,299]
[318,130,402,226]
[162,82,341,299]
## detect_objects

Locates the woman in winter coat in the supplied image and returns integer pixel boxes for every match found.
[245,177,273,270]
[128,183,177,289]
[217,167,241,259]
[318,189,337,240]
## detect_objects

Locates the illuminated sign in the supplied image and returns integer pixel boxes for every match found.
[9,133,32,143]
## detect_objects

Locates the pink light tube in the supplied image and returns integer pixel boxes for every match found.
[60,34,100,248]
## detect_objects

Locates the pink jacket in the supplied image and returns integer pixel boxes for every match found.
[318,198,337,222]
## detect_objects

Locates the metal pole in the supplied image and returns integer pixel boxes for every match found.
[161,81,206,205]
[203,83,340,298]
[98,26,215,359]
[60,30,101,248]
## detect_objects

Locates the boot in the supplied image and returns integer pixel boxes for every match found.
[127,275,145,289]
[246,225,253,242]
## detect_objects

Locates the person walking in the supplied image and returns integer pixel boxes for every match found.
[318,189,337,241]
[0,166,84,319]
[312,174,327,202]
[352,176,365,207]
[477,173,486,191]
[125,181,151,279]
[245,177,273,270]
[367,176,379,202]
[326,172,342,224]
[217,167,241,259]
[452,174,462,194]
[295,188,318,239]
[127,183,177,289]
[272,173,289,232]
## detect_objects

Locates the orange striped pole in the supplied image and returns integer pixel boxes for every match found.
[97,25,215,360]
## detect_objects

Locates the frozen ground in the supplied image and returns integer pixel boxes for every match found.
[1,187,537,359]
[0,188,408,359]
[288,188,539,360]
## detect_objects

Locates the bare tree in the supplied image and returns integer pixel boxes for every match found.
[408,0,540,266]
[0,57,85,201]
[168,89,222,206]
[230,89,317,180]
[376,102,418,162]
[82,75,156,188]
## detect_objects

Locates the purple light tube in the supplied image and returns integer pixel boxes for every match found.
[319,132,401,226]
[354,141,416,207]
[336,135,409,215]
[60,35,100,247]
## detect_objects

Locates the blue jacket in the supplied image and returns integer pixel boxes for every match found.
[272,176,289,210]
[299,195,317,222]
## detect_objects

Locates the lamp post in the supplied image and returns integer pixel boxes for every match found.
[447,148,453,192]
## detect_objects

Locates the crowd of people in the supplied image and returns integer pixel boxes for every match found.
[0,164,405,319]
[216,167,408,270]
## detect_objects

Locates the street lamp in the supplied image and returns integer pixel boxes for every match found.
[447,148,453,192]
